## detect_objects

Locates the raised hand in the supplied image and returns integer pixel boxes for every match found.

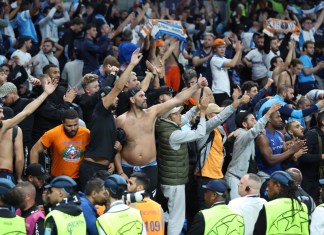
[197,74,208,88]
[199,96,209,112]
[63,88,77,103]
[268,102,282,114]
[130,48,143,66]
[44,78,58,95]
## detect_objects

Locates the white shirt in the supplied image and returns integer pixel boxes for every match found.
[228,195,267,235]
[11,49,32,75]
[210,55,231,95]
[245,49,268,81]
[310,205,324,234]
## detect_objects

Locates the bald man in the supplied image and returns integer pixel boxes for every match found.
[16,182,45,235]
[286,168,316,215]
[228,174,266,235]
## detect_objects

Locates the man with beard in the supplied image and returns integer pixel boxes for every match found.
[255,107,304,181]
[115,74,208,197]
[192,33,214,78]
[257,84,324,121]
[243,34,269,88]
[79,49,143,189]
[79,178,108,235]
[30,109,90,185]
[34,39,59,77]
[293,113,324,201]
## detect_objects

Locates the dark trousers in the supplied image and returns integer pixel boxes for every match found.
[298,81,315,96]
[213,93,230,106]
[79,160,108,191]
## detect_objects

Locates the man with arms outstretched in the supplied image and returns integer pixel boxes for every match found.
[0,80,57,183]
[115,74,208,196]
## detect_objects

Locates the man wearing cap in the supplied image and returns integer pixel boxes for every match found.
[30,109,90,184]
[155,97,208,235]
[225,103,282,199]
[188,179,244,235]
[310,178,324,234]
[1,82,35,169]
[253,171,309,235]
[0,80,57,183]
[79,49,143,189]
[44,175,86,234]
[16,181,45,235]
[25,163,48,205]
[96,174,146,235]
[147,85,174,107]
[0,178,26,234]
[210,38,244,106]
[195,95,250,209]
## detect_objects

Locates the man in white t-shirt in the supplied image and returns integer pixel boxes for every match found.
[11,36,33,75]
[243,35,269,88]
[228,174,266,235]
[298,10,324,49]
[210,38,244,106]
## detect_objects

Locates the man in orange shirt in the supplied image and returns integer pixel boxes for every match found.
[127,172,164,235]
[30,109,90,186]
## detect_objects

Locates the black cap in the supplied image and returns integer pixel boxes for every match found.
[98,86,112,98]
[25,163,48,180]
[127,86,142,98]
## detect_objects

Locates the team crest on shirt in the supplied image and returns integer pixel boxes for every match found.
[62,145,83,162]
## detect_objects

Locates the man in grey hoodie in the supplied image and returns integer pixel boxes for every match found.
[225,102,282,199]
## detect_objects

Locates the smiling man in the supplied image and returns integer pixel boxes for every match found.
[30,109,90,186]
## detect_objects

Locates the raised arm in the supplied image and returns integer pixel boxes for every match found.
[223,41,244,68]
[151,74,208,117]
[29,0,41,17]
[314,9,324,31]
[1,80,57,133]
[102,48,143,109]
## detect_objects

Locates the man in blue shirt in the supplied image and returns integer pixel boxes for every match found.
[82,24,111,75]
[257,84,324,121]
[79,177,108,235]
[298,40,324,95]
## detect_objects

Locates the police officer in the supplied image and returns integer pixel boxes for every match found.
[44,176,86,235]
[96,174,147,235]
[187,179,244,235]
[253,171,309,235]
[0,178,26,234]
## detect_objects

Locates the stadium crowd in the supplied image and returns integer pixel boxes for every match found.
[0,0,324,234]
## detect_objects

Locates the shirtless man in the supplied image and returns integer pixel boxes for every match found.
[164,37,181,92]
[115,74,208,195]
[0,80,57,183]
[182,68,214,107]
[277,58,303,89]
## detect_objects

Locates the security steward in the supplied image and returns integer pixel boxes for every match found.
[96,174,147,235]
[127,172,164,235]
[44,176,86,235]
[253,171,309,235]
[0,178,26,234]
[187,179,244,235]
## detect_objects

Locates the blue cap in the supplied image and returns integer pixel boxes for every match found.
[104,174,127,197]
[44,176,77,189]
[0,178,15,195]
[203,179,229,195]
[319,179,324,185]
[270,171,293,186]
